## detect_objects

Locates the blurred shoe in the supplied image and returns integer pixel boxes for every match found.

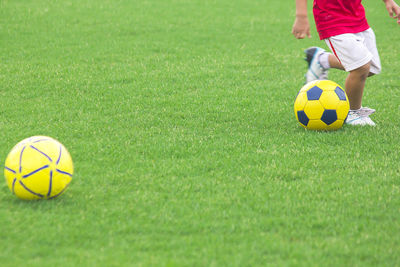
[304,47,329,83]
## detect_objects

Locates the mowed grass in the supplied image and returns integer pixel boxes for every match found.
[1,0,400,265]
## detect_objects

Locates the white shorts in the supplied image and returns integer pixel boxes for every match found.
[324,28,381,74]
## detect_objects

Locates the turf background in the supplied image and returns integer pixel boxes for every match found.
[1,0,400,265]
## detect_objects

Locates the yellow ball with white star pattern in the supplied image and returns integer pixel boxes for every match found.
[294,80,350,130]
[4,136,73,200]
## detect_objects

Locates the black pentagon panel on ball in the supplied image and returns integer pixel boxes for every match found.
[297,110,309,126]
[321,109,337,125]
[334,86,347,100]
[307,86,323,100]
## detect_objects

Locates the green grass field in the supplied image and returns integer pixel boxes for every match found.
[1,0,400,265]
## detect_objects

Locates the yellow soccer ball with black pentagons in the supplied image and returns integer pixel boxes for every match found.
[4,136,73,200]
[294,80,350,131]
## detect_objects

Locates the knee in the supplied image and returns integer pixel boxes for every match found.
[352,62,371,80]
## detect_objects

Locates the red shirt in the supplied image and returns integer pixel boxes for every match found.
[313,0,370,40]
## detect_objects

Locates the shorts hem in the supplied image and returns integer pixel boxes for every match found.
[369,66,381,75]
[344,53,373,72]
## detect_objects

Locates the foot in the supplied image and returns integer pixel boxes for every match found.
[345,109,376,126]
[304,47,329,83]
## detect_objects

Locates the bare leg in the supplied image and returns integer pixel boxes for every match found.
[325,54,372,109]
[328,54,344,70]
[345,62,371,110]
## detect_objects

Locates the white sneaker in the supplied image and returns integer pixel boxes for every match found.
[359,106,376,116]
[345,109,376,126]
[304,47,329,83]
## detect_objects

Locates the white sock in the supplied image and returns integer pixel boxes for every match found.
[318,52,330,70]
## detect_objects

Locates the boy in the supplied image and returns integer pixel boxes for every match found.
[292,0,400,126]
